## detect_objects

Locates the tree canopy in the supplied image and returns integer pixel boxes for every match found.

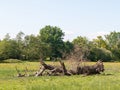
[0,26,120,62]
[39,25,65,60]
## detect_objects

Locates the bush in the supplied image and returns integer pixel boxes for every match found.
[88,48,113,62]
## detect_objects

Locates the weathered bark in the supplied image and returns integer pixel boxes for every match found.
[77,60,104,75]
[59,60,71,76]
[35,66,45,76]
[16,60,104,77]
[35,60,64,76]
[37,60,71,76]
[40,60,55,70]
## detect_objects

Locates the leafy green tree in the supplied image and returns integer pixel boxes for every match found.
[89,35,114,61]
[72,36,90,60]
[73,36,89,47]
[88,47,113,61]
[39,25,64,60]
[105,31,120,60]
[16,31,25,43]
[0,40,20,60]
[105,31,120,49]
[3,33,11,41]
[93,36,107,48]
[15,31,25,59]
[22,35,44,60]
[62,41,74,59]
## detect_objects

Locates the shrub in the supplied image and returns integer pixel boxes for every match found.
[88,48,113,62]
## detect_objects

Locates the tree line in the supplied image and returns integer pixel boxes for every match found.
[0,25,120,62]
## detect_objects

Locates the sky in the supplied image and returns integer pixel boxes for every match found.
[0,0,120,41]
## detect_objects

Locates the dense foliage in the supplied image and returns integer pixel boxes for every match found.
[0,25,120,62]
[39,26,65,60]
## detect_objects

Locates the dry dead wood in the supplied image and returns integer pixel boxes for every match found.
[59,60,71,76]
[35,60,71,76]
[77,60,104,75]
[16,60,105,77]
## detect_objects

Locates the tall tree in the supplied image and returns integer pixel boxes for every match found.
[72,36,90,60]
[62,41,74,59]
[39,25,64,60]
[0,40,20,60]
[16,31,25,43]
[105,31,120,60]
[93,36,107,48]
[15,31,25,59]
[22,35,42,60]
[3,33,11,41]
[105,31,120,50]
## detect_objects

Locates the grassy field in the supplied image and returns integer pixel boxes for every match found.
[0,60,120,90]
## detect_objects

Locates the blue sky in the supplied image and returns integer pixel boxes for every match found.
[0,0,120,41]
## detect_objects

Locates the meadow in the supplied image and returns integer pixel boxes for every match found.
[0,60,120,90]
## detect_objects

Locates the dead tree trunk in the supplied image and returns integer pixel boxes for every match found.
[40,60,55,70]
[35,66,45,76]
[35,60,54,76]
[35,60,71,76]
[35,60,63,76]
[16,59,105,77]
[59,60,71,76]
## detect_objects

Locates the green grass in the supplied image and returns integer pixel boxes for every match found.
[0,60,120,90]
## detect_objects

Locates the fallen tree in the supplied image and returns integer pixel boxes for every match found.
[16,59,104,77]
